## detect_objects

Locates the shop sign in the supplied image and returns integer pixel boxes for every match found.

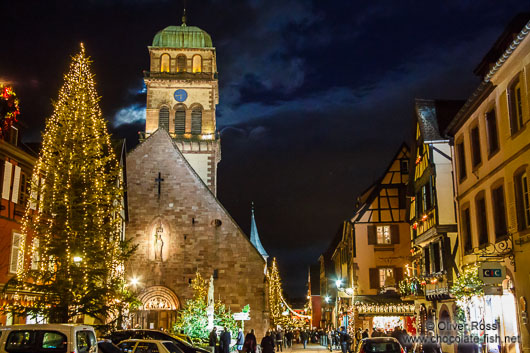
[233,312,250,321]
[479,262,506,285]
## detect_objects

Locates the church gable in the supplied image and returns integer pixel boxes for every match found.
[125,129,267,334]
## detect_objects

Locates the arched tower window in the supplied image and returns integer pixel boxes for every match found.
[160,54,170,73]
[177,55,187,72]
[192,55,202,73]
[159,107,170,131]
[191,108,202,134]
[174,106,186,134]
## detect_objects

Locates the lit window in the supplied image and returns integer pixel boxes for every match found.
[192,55,202,73]
[160,54,170,73]
[509,78,524,134]
[376,225,391,244]
[379,268,393,288]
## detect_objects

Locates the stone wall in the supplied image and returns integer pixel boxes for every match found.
[126,129,269,337]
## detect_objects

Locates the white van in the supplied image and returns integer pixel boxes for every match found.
[0,324,98,353]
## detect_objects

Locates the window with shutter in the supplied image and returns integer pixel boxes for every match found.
[492,184,507,239]
[508,77,524,134]
[2,161,13,200]
[423,247,430,275]
[174,108,186,134]
[379,268,393,288]
[191,108,202,134]
[394,267,404,284]
[432,242,441,273]
[376,225,391,244]
[11,165,21,203]
[485,109,499,156]
[476,193,489,246]
[470,125,482,168]
[10,233,24,273]
[515,172,530,230]
[158,107,169,131]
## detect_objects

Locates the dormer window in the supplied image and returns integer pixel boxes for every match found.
[177,55,187,72]
[160,54,170,73]
[192,55,202,73]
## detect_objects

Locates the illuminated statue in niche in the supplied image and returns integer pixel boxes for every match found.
[154,223,164,261]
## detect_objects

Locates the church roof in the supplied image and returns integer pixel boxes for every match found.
[152,25,213,49]
[250,204,269,260]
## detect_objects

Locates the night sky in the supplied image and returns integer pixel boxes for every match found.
[2,1,528,298]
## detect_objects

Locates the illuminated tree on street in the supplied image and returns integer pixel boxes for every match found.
[5,44,136,324]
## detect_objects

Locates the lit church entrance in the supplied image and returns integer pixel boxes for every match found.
[131,286,180,331]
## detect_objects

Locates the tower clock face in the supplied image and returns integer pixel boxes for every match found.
[174,89,188,102]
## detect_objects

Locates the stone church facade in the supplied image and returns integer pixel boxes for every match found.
[124,21,269,337]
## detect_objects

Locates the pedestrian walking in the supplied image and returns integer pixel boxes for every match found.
[276,329,283,352]
[328,328,333,351]
[220,327,231,353]
[236,328,245,353]
[209,327,218,353]
[243,329,257,353]
[260,331,276,353]
[362,330,369,339]
[338,326,349,353]
[300,330,309,349]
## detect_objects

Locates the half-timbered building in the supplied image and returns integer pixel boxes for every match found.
[406,99,463,353]
[348,143,415,334]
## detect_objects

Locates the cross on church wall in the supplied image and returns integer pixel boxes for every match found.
[155,172,164,199]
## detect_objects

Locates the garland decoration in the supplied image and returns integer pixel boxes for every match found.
[0,84,20,138]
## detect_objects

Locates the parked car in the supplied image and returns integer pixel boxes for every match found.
[105,330,209,353]
[117,339,183,353]
[0,323,98,353]
[356,337,404,353]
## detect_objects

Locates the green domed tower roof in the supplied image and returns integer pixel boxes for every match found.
[152,24,213,49]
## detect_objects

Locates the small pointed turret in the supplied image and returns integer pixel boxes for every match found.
[250,202,269,261]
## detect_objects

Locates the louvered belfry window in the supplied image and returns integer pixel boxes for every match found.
[175,108,186,134]
[159,107,170,131]
[191,108,202,134]
[177,55,187,72]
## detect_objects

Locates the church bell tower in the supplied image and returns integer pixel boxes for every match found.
[143,17,220,194]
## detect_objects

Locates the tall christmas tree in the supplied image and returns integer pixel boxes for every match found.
[267,258,293,328]
[6,44,135,324]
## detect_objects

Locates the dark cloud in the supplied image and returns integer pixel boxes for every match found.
[1,0,529,296]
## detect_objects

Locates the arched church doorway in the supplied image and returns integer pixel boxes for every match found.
[131,286,180,331]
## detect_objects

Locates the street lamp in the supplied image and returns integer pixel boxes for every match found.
[129,276,140,287]
[325,295,331,303]
[73,256,83,265]
[335,279,343,288]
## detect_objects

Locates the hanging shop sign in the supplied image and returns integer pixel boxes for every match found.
[479,262,506,285]
[484,285,503,296]
[233,312,250,321]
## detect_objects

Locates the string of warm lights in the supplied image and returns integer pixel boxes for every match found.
[6,43,134,324]
[267,258,310,329]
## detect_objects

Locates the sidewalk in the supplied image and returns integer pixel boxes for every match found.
[280,343,332,353]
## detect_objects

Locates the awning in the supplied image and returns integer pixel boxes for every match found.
[353,295,415,316]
